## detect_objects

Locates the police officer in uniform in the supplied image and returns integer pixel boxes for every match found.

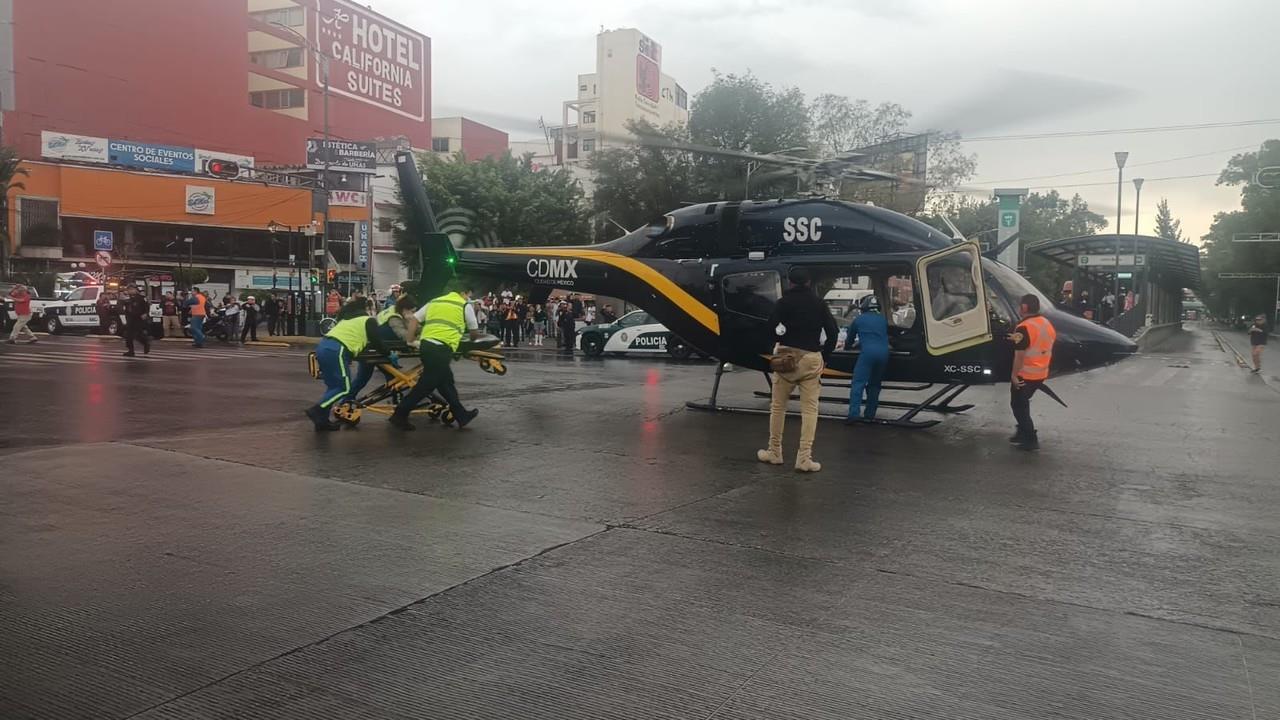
[121,285,152,357]
[1009,293,1057,450]
[844,293,890,421]
[390,284,483,431]
[306,313,388,431]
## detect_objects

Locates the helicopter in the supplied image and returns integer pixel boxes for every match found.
[395,150,1137,428]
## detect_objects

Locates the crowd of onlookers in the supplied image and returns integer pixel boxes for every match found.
[469,287,618,349]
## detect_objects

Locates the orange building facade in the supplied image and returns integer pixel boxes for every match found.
[2,0,433,296]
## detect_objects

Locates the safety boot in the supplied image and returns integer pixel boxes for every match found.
[756,448,783,465]
[305,405,341,432]
[388,414,416,431]
[794,457,822,473]
[1008,428,1026,444]
[1015,430,1039,451]
[455,408,479,428]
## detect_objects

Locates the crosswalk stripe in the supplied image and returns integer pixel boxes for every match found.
[0,354,121,365]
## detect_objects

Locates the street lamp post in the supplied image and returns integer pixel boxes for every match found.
[1132,177,1145,312]
[1113,152,1129,315]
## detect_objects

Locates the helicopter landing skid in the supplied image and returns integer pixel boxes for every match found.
[753,382,974,414]
[685,364,956,429]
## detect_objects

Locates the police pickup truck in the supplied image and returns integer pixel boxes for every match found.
[576,309,701,360]
[39,285,163,337]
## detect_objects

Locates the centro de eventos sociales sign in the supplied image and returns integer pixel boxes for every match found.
[315,0,427,121]
[41,131,254,178]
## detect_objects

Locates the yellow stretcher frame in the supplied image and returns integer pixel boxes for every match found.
[307,346,507,426]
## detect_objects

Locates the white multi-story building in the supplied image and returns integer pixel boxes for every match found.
[555,28,688,167]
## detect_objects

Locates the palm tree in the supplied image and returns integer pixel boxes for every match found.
[0,146,30,279]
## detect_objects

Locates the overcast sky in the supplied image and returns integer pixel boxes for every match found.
[370,0,1280,241]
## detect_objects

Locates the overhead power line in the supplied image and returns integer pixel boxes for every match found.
[958,118,1280,143]
[1025,172,1220,191]
[975,143,1257,185]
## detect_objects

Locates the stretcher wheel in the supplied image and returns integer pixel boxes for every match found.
[491,361,507,376]
[424,403,445,422]
[334,402,362,425]
[440,408,455,426]
[307,352,321,379]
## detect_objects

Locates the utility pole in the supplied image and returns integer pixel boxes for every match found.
[1113,152,1129,315]
[1133,176,1144,310]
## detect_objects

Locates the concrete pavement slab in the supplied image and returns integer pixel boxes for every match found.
[0,443,599,720]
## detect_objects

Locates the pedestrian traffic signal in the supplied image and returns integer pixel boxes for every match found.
[327,269,336,284]
[205,159,240,179]
[309,270,318,286]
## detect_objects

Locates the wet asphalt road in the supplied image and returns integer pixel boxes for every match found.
[1,325,1278,719]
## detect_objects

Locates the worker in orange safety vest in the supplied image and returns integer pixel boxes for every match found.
[1009,293,1057,451]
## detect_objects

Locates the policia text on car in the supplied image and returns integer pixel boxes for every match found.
[389,285,484,431]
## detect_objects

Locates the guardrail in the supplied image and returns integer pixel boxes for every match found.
[1107,298,1148,338]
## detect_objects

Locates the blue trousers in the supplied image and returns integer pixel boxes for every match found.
[190,316,205,346]
[315,338,353,409]
[849,350,889,419]
[349,325,402,397]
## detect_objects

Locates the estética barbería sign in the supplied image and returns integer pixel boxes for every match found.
[306,138,377,174]
[41,131,254,178]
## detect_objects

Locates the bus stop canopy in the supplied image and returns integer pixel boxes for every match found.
[1028,234,1201,291]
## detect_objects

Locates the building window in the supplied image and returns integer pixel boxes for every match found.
[250,6,303,27]
[579,84,587,92]
[19,198,61,247]
[249,88,305,109]
[249,48,303,69]
[377,216,394,233]
[581,139,595,152]
[675,84,688,110]
[581,111,596,124]
[432,138,450,152]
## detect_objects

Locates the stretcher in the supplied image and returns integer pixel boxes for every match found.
[308,335,506,426]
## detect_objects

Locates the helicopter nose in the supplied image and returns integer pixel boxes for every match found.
[1043,308,1138,371]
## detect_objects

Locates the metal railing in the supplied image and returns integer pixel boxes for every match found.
[1107,297,1148,338]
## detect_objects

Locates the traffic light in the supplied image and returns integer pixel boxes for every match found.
[205,159,240,179]
[309,270,318,287]
[327,269,337,284]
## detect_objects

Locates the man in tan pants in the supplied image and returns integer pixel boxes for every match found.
[758,267,838,472]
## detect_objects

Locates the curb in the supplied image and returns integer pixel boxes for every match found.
[246,341,292,348]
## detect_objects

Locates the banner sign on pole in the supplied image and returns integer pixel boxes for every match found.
[357,221,370,270]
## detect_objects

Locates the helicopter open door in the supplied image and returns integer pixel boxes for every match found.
[916,242,992,355]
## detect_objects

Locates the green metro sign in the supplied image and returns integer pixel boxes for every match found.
[1000,211,1018,228]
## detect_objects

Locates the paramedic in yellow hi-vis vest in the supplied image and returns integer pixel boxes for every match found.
[307,313,388,431]
[1009,293,1057,451]
[389,284,484,431]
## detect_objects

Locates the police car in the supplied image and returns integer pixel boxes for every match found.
[577,309,701,360]
[40,285,163,337]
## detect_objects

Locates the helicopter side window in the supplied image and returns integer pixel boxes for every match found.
[722,270,781,320]
[887,275,917,329]
[926,256,978,321]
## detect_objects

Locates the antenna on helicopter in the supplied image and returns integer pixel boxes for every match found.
[941,217,967,242]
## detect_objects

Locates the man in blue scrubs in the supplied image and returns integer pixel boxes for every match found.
[845,294,890,421]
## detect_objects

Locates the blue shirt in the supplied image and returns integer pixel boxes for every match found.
[846,311,889,356]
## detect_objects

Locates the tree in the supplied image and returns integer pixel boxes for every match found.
[0,146,30,279]
[689,71,811,201]
[1199,139,1280,320]
[588,120,700,239]
[1151,198,1184,242]
[809,95,910,156]
[394,150,591,272]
